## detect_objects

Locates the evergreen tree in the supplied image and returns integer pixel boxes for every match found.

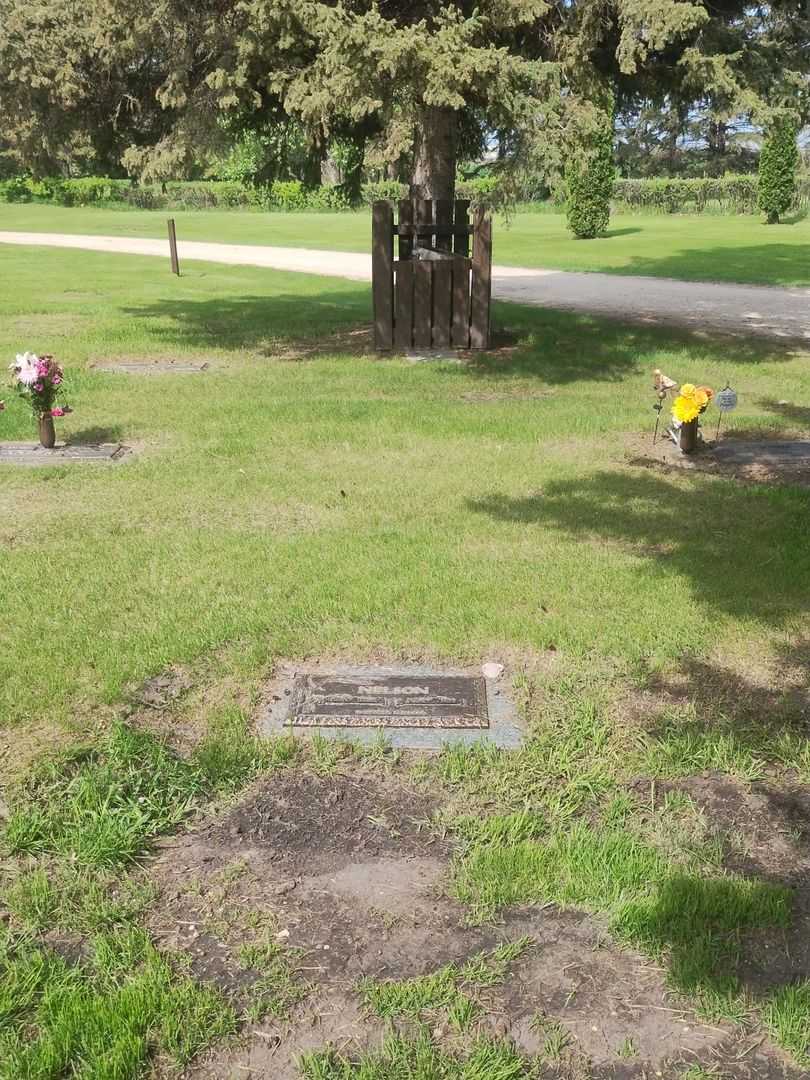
[1,0,808,198]
[758,114,800,224]
[566,106,615,238]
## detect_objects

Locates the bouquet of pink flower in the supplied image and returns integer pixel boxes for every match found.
[10,352,72,419]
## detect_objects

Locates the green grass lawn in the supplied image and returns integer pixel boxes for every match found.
[1,202,809,286]
[1,244,809,729]
[2,245,810,1076]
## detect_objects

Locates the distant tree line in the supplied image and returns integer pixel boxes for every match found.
[0,0,808,239]
[1,1,807,199]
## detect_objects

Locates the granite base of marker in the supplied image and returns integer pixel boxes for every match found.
[261,663,523,750]
[0,442,129,465]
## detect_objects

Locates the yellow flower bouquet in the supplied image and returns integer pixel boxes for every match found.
[672,383,713,425]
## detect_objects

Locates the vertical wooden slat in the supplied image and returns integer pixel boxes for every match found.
[398,199,413,261]
[167,218,180,276]
[451,256,471,348]
[432,260,452,346]
[415,198,433,251]
[434,199,452,253]
[394,260,414,349]
[413,262,433,348]
[372,201,394,349]
[453,200,470,257]
[469,210,492,349]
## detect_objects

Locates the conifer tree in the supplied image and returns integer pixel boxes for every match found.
[565,105,615,238]
[758,114,800,224]
[1,0,808,200]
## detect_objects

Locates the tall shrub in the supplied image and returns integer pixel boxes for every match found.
[566,109,615,239]
[758,115,799,224]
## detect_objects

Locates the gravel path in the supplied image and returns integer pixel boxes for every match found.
[2,230,808,343]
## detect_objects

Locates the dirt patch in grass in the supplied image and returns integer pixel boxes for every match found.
[189,988,374,1080]
[131,667,194,710]
[257,324,529,367]
[213,769,442,875]
[142,764,806,1079]
[261,326,374,361]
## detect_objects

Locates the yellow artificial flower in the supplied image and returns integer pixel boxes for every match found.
[693,388,709,409]
[679,383,696,397]
[672,395,700,423]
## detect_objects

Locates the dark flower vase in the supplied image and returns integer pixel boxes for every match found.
[39,414,56,449]
[679,418,698,454]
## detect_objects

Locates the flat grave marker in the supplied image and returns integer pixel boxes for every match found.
[262,664,522,750]
[92,360,209,375]
[710,440,810,468]
[629,436,810,485]
[0,442,128,465]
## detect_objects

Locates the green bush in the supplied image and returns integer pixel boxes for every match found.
[565,112,615,239]
[360,179,407,204]
[121,185,166,209]
[758,115,800,224]
[0,177,32,202]
[456,176,499,204]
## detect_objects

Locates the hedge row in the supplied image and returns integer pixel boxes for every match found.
[613,174,810,214]
[2,172,807,214]
[0,175,496,211]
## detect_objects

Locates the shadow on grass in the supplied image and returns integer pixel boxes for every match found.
[471,304,797,385]
[468,468,809,627]
[64,425,125,446]
[120,289,800,386]
[760,398,810,431]
[613,872,792,1008]
[645,649,810,751]
[614,242,810,289]
[125,290,372,354]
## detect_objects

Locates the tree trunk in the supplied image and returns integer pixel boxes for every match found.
[708,119,727,157]
[410,106,456,203]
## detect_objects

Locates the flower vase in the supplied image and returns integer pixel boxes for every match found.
[39,414,56,449]
[679,418,698,454]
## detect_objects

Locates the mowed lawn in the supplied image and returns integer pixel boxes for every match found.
[2,244,810,1076]
[1,244,809,731]
[1,202,809,287]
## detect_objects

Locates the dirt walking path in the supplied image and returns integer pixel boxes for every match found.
[2,229,809,343]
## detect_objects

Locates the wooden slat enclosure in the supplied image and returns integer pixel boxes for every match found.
[372,198,491,351]
[372,202,394,349]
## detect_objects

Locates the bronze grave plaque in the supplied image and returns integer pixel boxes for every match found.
[289,673,489,729]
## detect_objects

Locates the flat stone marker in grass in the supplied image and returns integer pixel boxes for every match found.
[262,664,522,749]
[0,442,128,465]
[630,436,810,485]
[92,359,209,374]
[710,439,810,468]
